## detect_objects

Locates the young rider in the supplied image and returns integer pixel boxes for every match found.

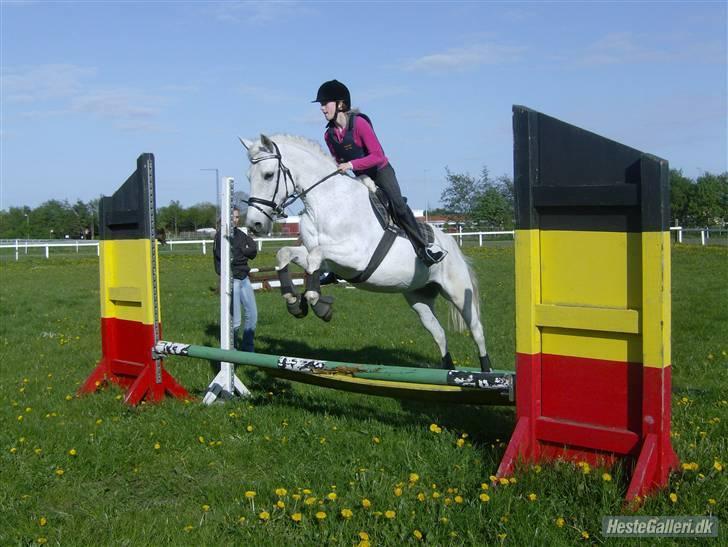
[313,79,446,267]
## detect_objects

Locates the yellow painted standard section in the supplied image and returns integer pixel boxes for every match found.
[641,231,671,368]
[540,231,642,309]
[99,239,160,324]
[515,229,542,355]
[541,328,643,364]
[535,304,640,334]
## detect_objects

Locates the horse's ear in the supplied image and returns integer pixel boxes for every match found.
[239,137,253,151]
[260,134,275,153]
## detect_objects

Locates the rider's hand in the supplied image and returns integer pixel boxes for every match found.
[337,162,353,173]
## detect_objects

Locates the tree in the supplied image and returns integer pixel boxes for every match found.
[670,169,694,226]
[689,172,728,227]
[472,175,514,229]
[439,167,490,216]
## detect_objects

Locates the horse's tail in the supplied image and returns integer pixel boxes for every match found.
[437,232,480,333]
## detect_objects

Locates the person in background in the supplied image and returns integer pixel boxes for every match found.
[313,79,447,267]
[213,207,258,352]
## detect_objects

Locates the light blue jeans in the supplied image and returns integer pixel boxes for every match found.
[232,277,257,352]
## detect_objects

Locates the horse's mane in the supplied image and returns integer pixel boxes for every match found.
[268,134,336,167]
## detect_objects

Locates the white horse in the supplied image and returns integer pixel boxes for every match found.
[240,134,492,372]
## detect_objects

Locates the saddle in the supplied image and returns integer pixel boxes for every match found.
[370,188,435,245]
[344,189,434,284]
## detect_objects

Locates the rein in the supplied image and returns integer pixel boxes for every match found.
[246,140,339,222]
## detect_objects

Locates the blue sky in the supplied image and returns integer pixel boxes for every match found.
[2,1,726,211]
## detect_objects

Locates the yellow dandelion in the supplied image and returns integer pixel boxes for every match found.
[394,487,402,497]
[432,491,441,499]
[244,491,256,499]
[36,538,48,545]
[291,512,302,522]
[533,464,542,473]
[315,511,327,521]
[292,494,301,501]
[429,423,442,433]
[361,498,371,508]
[17,415,23,422]
[413,529,423,540]
[9,447,17,454]
[456,438,465,447]
[65,394,73,401]
[708,498,716,505]
[68,448,77,457]
[454,495,464,504]
[417,492,426,502]
[409,472,420,483]
[340,508,353,519]
[581,531,589,539]
[489,474,498,482]
[439,516,449,524]
[714,460,723,472]
[498,477,509,486]
[153,442,161,450]
[276,500,285,509]
[372,436,381,444]
[479,493,490,502]
[384,510,396,519]
[34,448,42,455]
[95,419,103,425]
[302,488,312,494]
[327,492,337,501]
[527,493,537,501]
[602,472,612,482]
[480,482,489,490]
[555,517,565,528]
[201,504,210,512]
[55,468,64,477]
[500,515,509,524]
[359,531,370,540]
[198,436,205,444]
[246,425,254,432]
[498,533,507,540]
[275,487,287,496]
[669,492,678,503]
[259,511,270,521]
[39,517,47,526]
[304,497,317,506]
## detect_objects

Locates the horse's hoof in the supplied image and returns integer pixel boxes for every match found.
[286,293,309,318]
[441,352,455,370]
[312,295,334,322]
[479,354,492,372]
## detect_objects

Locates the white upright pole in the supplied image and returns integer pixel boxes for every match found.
[203,176,251,405]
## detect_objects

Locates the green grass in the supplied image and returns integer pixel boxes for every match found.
[0,245,726,546]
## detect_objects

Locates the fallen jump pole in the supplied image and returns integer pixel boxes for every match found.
[154,341,514,405]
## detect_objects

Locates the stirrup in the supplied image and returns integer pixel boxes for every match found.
[422,246,447,266]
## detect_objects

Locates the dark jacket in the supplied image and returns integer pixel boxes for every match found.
[213,228,257,280]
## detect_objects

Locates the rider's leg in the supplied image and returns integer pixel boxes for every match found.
[374,164,446,266]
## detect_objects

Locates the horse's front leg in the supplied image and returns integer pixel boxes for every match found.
[302,246,334,322]
[276,245,310,318]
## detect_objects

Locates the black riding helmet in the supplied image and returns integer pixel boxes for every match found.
[312,80,350,110]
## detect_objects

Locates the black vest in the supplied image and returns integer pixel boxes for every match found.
[327,113,378,179]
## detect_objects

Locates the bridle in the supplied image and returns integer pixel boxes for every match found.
[245,139,339,223]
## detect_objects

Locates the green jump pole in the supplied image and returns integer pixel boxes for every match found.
[154,341,513,395]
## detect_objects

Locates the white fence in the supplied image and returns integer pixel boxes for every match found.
[2,227,725,261]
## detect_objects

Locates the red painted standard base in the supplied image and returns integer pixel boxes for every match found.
[497,353,679,504]
[78,317,189,405]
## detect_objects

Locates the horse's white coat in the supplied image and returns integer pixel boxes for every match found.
[242,134,489,365]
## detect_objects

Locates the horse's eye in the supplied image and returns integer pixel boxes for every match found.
[264,172,274,180]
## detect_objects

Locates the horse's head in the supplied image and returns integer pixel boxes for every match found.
[240,134,294,235]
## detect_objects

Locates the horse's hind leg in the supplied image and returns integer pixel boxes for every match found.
[438,268,491,372]
[403,286,454,369]
[276,246,310,318]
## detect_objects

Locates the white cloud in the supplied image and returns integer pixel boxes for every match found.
[576,32,725,66]
[3,64,169,131]
[3,64,96,102]
[403,43,525,73]
[213,0,311,24]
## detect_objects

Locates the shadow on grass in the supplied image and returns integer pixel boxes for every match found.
[229,335,517,449]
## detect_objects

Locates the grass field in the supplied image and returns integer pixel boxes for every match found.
[1,244,726,545]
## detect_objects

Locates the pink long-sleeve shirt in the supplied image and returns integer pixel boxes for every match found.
[324,115,389,173]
